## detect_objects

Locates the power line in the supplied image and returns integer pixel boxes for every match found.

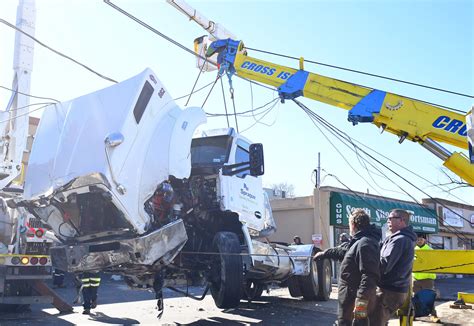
[295,99,472,241]
[104,0,212,64]
[0,85,60,103]
[206,98,278,118]
[173,80,216,102]
[5,101,56,113]
[244,46,474,100]
[298,101,386,196]
[0,103,52,125]
[240,99,279,134]
[0,18,117,84]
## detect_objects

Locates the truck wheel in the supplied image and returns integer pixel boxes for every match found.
[316,258,332,301]
[298,257,320,300]
[242,280,264,300]
[287,276,302,297]
[210,232,243,309]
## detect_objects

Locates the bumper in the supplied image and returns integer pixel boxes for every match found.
[51,219,188,273]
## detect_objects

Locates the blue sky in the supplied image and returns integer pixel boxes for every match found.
[0,0,473,204]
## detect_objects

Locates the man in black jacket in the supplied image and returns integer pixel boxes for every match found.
[369,209,417,325]
[331,208,381,325]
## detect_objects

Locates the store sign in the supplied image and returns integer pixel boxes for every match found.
[330,192,438,233]
[312,234,323,246]
[442,207,464,228]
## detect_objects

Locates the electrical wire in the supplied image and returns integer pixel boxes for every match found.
[297,100,385,196]
[295,100,472,241]
[244,46,474,100]
[104,0,213,65]
[172,80,216,102]
[0,18,117,84]
[0,103,52,125]
[3,101,56,113]
[349,135,470,205]
[296,100,470,240]
[325,170,471,244]
[239,99,279,133]
[206,98,278,118]
[310,106,469,204]
[0,85,60,103]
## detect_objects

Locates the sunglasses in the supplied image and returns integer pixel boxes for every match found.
[387,216,402,220]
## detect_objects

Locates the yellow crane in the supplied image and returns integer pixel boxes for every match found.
[203,38,473,186]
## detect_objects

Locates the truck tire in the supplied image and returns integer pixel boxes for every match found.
[242,280,264,301]
[210,232,243,309]
[298,256,320,300]
[316,258,332,301]
[287,276,302,297]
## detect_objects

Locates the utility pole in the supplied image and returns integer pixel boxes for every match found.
[316,152,321,188]
[0,0,36,189]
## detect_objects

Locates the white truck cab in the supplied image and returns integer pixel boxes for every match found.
[19,68,331,310]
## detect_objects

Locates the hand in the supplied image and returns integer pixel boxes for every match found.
[313,251,324,261]
[353,298,369,319]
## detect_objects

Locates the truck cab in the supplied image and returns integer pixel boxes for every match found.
[18,68,330,310]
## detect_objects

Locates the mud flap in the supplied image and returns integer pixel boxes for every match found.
[31,280,73,313]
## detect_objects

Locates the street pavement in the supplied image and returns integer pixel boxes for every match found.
[0,276,473,325]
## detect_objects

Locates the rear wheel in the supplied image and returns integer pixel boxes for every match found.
[287,276,302,297]
[210,232,243,308]
[298,249,332,301]
[316,258,332,301]
[298,257,320,300]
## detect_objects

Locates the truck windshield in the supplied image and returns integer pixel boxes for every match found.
[191,135,232,166]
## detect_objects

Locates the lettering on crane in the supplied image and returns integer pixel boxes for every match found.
[432,116,467,136]
[240,61,292,80]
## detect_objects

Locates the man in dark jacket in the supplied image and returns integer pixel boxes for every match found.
[334,208,381,325]
[369,209,417,325]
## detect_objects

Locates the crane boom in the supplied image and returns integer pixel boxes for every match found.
[0,0,36,189]
[203,39,474,185]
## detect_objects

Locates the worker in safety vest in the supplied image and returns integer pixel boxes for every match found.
[412,234,436,294]
[79,272,101,314]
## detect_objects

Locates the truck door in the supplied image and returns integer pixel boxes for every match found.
[220,139,266,232]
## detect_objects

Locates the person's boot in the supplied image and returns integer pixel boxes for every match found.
[82,309,91,315]
[91,299,97,309]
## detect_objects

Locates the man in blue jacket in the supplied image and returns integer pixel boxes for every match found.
[369,209,417,325]
[334,209,381,325]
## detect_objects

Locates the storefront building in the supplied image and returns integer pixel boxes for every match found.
[270,186,439,248]
[422,198,474,250]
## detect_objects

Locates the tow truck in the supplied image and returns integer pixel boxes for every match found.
[0,0,72,313]
[166,0,474,321]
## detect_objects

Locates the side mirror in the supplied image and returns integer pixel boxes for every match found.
[249,143,264,176]
[104,132,124,148]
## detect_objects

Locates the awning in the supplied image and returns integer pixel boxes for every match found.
[330,192,438,233]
